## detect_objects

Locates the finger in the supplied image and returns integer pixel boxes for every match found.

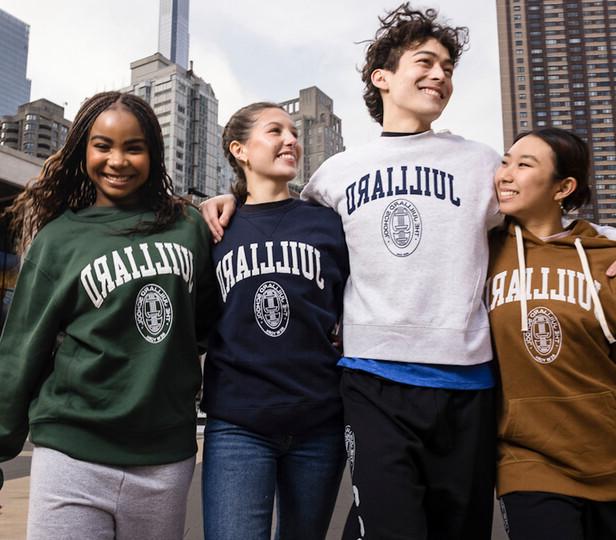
[607,260,616,278]
[200,204,224,242]
[219,202,236,228]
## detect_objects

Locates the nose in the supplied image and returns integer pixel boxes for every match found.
[429,62,447,82]
[108,150,128,168]
[496,164,513,184]
[283,130,298,146]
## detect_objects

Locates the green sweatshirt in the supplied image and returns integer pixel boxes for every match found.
[0,205,217,466]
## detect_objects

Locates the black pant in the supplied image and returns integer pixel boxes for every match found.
[500,492,616,540]
[341,369,495,540]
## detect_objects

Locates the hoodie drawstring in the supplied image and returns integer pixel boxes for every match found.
[574,238,616,344]
[514,224,615,343]
[514,225,528,332]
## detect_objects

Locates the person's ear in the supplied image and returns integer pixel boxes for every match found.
[229,140,246,163]
[371,69,390,91]
[554,176,577,203]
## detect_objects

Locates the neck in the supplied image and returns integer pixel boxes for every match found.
[245,175,291,204]
[515,209,564,238]
[381,109,432,133]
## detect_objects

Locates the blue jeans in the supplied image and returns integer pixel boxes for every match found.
[202,418,346,540]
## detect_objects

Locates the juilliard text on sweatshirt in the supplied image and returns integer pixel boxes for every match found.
[486,266,601,313]
[216,241,325,302]
[81,242,194,308]
[345,165,460,215]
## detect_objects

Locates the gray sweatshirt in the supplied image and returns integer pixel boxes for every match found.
[302,130,501,366]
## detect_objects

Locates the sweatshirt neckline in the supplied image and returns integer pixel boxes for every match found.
[381,130,431,137]
[376,130,435,144]
[239,198,299,215]
[506,219,608,247]
[65,206,149,223]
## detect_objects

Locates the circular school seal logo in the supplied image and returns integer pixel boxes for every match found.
[381,199,422,257]
[134,284,173,344]
[523,306,562,364]
[253,281,290,337]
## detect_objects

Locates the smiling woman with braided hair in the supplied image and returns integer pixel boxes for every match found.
[0,91,217,540]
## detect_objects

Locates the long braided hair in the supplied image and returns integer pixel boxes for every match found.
[5,91,185,254]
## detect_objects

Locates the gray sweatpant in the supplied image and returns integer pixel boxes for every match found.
[27,446,195,540]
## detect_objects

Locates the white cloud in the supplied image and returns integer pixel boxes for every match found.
[189,40,258,125]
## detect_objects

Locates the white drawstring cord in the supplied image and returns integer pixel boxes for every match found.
[574,238,616,344]
[514,225,528,332]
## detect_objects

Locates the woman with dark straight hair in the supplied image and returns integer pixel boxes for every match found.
[487,128,616,540]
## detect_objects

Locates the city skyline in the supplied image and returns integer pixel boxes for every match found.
[0,8,31,116]
[0,0,503,152]
[158,0,190,70]
[497,0,616,224]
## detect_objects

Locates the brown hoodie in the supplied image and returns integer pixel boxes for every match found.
[487,219,616,501]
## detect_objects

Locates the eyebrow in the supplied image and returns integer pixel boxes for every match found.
[90,135,146,144]
[412,50,454,66]
[263,121,297,132]
[503,152,539,162]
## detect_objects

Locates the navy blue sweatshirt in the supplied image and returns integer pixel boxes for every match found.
[201,199,349,435]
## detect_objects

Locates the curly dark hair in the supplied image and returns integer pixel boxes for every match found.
[222,102,285,204]
[361,3,469,125]
[5,91,186,253]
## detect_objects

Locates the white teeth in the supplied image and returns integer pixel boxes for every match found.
[500,190,518,197]
[422,88,441,98]
[104,174,131,182]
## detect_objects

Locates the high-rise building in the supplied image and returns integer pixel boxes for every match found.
[0,9,32,117]
[122,53,220,197]
[496,0,616,224]
[158,0,190,70]
[216,124,234,195]
[280,86,344,191]
[0,99,70,159]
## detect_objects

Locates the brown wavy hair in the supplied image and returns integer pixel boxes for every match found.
[222,102,285,204]
[5,91,185,253]
[361,3,469,125]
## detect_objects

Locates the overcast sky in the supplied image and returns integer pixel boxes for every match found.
[0,0,504,152]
